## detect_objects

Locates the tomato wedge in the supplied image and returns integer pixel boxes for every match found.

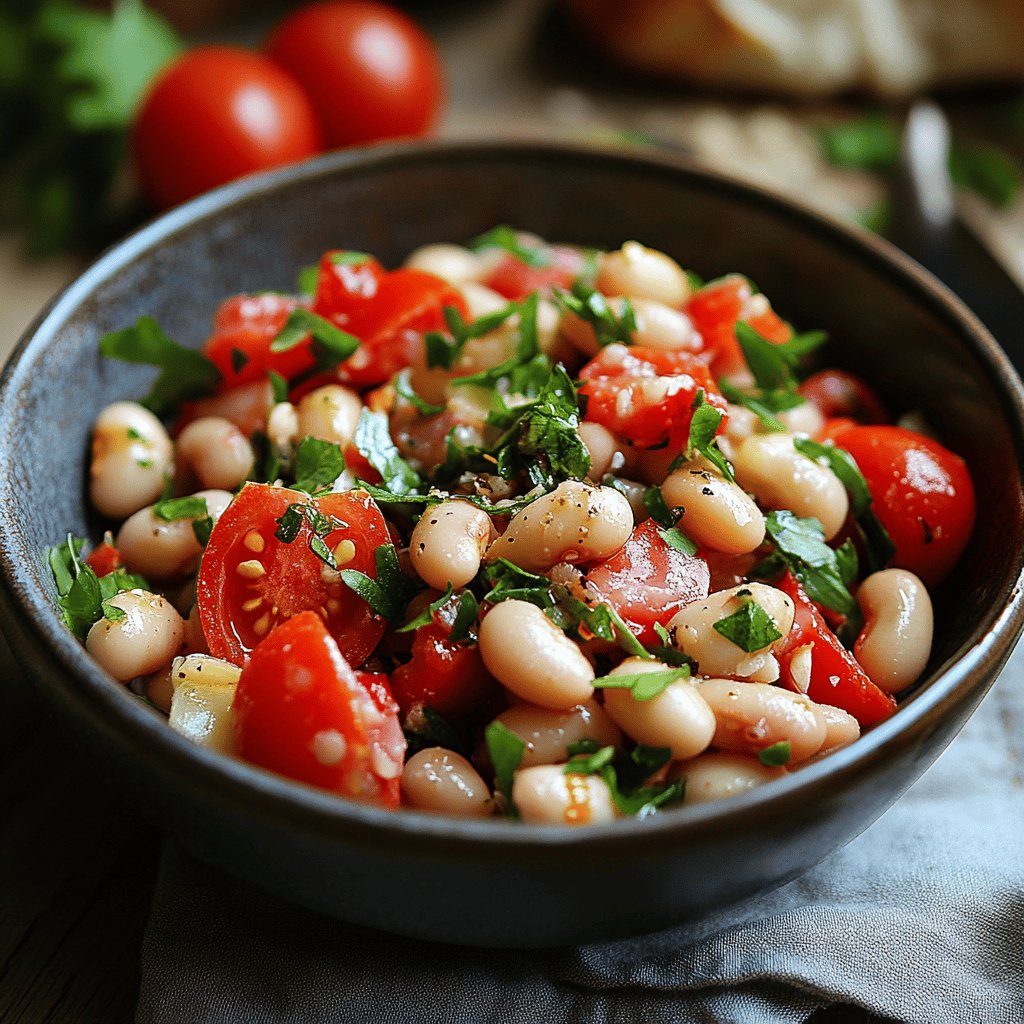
[85,541,123,578]
[482,244,585,300]
[775,572,896,728]
[233,611,405,805]
[197,483,389,666]
[578,344,727,450]
[584,519,710,645]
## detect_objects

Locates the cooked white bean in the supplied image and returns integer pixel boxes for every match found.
[601,657,716,760]
[816,703,861,753]
[668,583,794,682]
[773,401,824,438]
[495,700,622,767]
[579,422,626,482]
[697,678,827,763]
[184,379,273,437]
[598,241,689,307]
[512,764,617,825]
[116,489,232,580]
[86,590,185,682]
[90,402,173,519]
[401,748,492,817]
[295,384,362,445]
[677,751,781,805]
[661,456,765,554]
[404,243,483,284]
[607,477,648,523]
[459,281,507,320]
[478,600,594,710]
[168,680,236,754]
[732,433,849,541]
[266,401,299,454]
[722,403,758,447]
[485,480,633,572]
[410,500,492,589]
[854,569,933,694]
[176,417,254,490]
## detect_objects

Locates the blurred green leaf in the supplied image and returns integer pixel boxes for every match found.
[819,113,901,172]
[949,140,1021,209]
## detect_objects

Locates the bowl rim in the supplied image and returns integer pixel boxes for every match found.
[2,137,1024,854]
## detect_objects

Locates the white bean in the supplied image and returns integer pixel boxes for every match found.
[854,569,933,694]
[176,417,254,491]
[459,281,507,320]
[168,680,236,754]
[478,600,594,710]
[401,748,493,817]
[182,379,273,437]
[86,590,185,682]
[598,241,689,307]
[266,401,299,454]
[295,384,362,445]
[601,657,716,760]
[495,700,622,767]
[661,456,765,554]
[697,678,827,763]
[732,433,849,541]
[485,480,633,572]
[606,477,648,523]
[116,489,232,580]
[512,764,617,825]
[677,751,781,805]
[628,298,700,351]
[404,244,483,284]
[90,402,173,519]
[668,583,794,682]
[410,500,492,590]
[773,401,824,438]
[816,703,861,753]
[579,422,626,482]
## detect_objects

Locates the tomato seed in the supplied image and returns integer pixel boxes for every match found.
[236,559,266,579]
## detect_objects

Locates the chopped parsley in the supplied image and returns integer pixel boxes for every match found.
[274,502,347,568]
[564,744,616,774]
[270,308,361,372]
[643,486,677,528]
[712,595,782,653]
[293,437,348,494]
[659,526,698,556]
[675,390,734,482]
[396,583,454,633]
[484,719,526,813]
[470,225,552,269]
[448,590,480,643]
[353,409,423,495]
[152,496,208,522]
[591,665,689,701]
[340,542,421,622]
[99,316,220,416]
[554,281,637,348]
[759,741,792,767]
[268,370,289,405]
[394,369,445,416]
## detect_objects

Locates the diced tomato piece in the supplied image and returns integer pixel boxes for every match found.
[483,244,585,300]
[578,343,727,450]
[584,519,710,645]
[176,379,273,438]
[775,572,896,727]
[232,611,405,805]
[686,274,791,378]
[344,444,381,484]
[85,541,123,577]
[390,623,498,719]
[798,369,890,424]
[204,293,314,391]
[818,417,858,445]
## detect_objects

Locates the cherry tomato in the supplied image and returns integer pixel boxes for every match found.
[204,294,314,391]
[233,611,405,805]
[134,46,322,210]
[686,274,791,378]
[834,426,975,587]
[390,623,498,718]
[483,245,586,301]
[584,519,710,645]
[774,572,897,728]
[265,1,444,147]
[311,258,467,391]
[578,344,727,450]
[798,369,890,424]
[85,541,123,578]
[197,483,389,666]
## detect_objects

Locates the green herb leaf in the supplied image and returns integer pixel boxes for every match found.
[229,348,248,374]
[192,516,214,548]
[403,706,467,758]
[470,225,552,268]
[712,597,782,652]
[565,744,616,774]
[484,719,526,813]
[643,486,677,528]
[759,740,791,767]
[293,437,348,494]
[949,140,1021,208]
[330,251,372,266]
[566,739,600,757]
[735,320,792,391]
[99,316,220,416]
[449,590,480,643]
[554,282,637,348]
[268,370,289,405]
[820,113,901,172]
[683,390,735,482]
[395,369,446,416]
[592,666,688,702]
[353,409,423,495]
[152,496,208,522]
[658,526,697,556]
[296,264,319,295]
[600,764,686,818]
[396,583,454,633]
[101,601,127,623]
[340,543,421,622]
[270,308,361,367]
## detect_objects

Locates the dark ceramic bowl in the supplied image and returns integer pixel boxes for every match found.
[1,142,1023,948]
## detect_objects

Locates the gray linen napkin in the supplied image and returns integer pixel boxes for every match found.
[136,645,1024,1024]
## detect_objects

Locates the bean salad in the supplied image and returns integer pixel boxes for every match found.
[49,228,976,824]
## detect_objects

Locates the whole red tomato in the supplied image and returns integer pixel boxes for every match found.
[134,46,322,209]
[266,1,444,147]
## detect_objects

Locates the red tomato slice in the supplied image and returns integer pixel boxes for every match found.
[483,244,585,300]
[834,426,975,587]
[233,611,405,806]
[578,344,728,450]
[204,294,314,391]
[775,572,896,727]
[584,519,710,645]
[197,483,389,666]
[85,541,123,578]
[686,274,791,378]
[313,260,467,391]
[798,369,890,424]
[390,623,498,719]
